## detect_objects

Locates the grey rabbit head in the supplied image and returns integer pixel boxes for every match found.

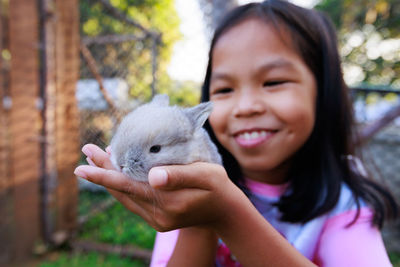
[110,94,213,181]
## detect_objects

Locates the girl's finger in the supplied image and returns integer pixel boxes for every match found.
[74,165,152,198]
[82,144,116,170]
[149,162,226,190]
[108,188,179,231]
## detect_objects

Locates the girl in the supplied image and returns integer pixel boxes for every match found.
[74,1,398,266]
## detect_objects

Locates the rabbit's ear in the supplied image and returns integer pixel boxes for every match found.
[183,102,213,130]
[150,94,169,106]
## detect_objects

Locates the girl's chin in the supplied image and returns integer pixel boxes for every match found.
[238,161,277,173]
[237,157,291,174]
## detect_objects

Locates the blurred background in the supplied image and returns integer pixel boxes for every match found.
[0,0,399,266]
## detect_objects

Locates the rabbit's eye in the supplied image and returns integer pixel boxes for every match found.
[149,145,161,153]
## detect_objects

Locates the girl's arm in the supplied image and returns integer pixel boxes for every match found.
[209,183,316,267]
[150,228,217,267]
[167,227,218,267]
[75,144,316,267]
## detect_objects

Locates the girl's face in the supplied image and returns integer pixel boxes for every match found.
[209,19,317,184]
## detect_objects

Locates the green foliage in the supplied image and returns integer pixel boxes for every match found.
[157,77,202,106]
[316,0,400,88]
[80,0,191,102]
[38,191,153,266]
[79,200,156,249]
[39,251,146,267]
[389,252,400,267]
[78,190,112,216]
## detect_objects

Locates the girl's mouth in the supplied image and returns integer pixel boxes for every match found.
[234,129,277,148]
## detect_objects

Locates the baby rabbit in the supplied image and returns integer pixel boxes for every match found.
[110,94,222,182]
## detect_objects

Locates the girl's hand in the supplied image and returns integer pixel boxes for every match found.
[75,144,317,266]
[74,144,242,232]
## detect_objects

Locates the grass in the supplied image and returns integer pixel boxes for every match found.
[78,199,156,249]
[78,190,112,216]
[390,252,400,267]
[38,190,156,267]
[39,190,400,266]
[39,252,146,267]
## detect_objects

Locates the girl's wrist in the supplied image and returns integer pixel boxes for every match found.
[210,182,252,233]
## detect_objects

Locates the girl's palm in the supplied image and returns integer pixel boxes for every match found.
[74,144,236,232]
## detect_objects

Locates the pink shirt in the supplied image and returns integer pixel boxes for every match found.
[151,180,392,266]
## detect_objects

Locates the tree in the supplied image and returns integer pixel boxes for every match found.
[316,0,400,89]
[80,0,183,102]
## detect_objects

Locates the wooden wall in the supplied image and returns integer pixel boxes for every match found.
[0,0,42,262]
[0,2,11,263]
[49,0,80,235]
[0,0,80,263]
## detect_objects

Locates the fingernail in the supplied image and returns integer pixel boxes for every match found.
[82,146,92,158]
[74,168,87,179]
[149,168,168,188]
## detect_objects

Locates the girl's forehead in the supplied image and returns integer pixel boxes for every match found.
[214,17,290,48]
[213,18,293,57]
[211,18,299,70]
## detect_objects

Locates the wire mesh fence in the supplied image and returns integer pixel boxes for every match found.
[355,90,400,251]
[367,127,400,251]
[354,89,400,188]
[78,0,162,154]
[76,0,400,252]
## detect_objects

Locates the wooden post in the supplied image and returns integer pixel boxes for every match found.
[0,0,7,190]
[0,3,13,263]
[41,0,80,241]
[54,0,80,234]
[0,0,80,263]
[6,0,41,261]
[0,0,4,187]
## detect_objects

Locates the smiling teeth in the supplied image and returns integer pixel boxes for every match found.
[239,131,268,140]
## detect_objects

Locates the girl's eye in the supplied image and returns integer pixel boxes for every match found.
[263,80,287,87]
[213,87,233,95]
[149,145,161,153]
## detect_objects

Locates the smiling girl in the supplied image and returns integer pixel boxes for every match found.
[75,1,397,266]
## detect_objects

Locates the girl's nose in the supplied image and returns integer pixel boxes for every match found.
[232,91,266,118]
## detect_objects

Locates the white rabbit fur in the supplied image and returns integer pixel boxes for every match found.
[110,94,222,182]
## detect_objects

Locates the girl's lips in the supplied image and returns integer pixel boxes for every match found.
[233,129,277,148]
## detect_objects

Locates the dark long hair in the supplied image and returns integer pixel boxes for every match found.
[201,0,397,227]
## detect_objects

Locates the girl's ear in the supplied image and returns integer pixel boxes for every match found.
[184,102,213,130]
[151,94,170,106]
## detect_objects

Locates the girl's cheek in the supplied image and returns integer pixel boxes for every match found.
[209,106,221,130]
[209,102,228,130]
[275,89,315,121]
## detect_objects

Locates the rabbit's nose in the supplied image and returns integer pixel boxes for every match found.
[131,159,140,165]
[129,158,143,167]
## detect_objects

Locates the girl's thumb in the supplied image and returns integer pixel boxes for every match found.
[148,167,169,188]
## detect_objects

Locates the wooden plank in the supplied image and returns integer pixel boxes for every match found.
[7,0,41,262]
[40,0,80,239]
[0,0,7,192]
[70,240,152,263]
[12,179,40,260]
[53,0,80,233]
[0,8,14,264]
[0,190,14,263]
[40,0,59,243]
